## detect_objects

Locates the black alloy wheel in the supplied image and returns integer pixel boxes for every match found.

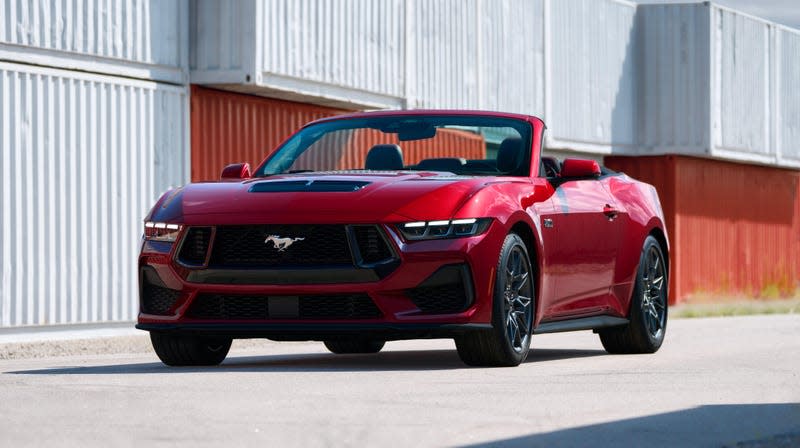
[599,235,668,354]
[456,233,534,367]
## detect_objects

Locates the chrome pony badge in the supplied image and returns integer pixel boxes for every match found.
[264,235,305,251]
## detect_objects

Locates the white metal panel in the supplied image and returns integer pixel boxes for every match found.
[713,6,772,157]
[412,0,479,109]
[260,0,405,98]
[777,28,800,164]
[548,0,638,153]
[0,62,188,327]
[636,4,710,154]
[478,0,544,115]
[189,0,249,81]
[0,0,188,83]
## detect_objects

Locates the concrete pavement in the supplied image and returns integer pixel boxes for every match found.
[0,314,798,447]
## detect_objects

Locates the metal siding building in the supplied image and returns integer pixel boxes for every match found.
[636,3,800,168]
[606,155,800,302]
[2,0,800,327]
[1,1,189,327]
[547,0,638,154]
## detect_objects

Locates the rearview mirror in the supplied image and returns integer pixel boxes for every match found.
[220,162,252,180]
[561,158,601,178]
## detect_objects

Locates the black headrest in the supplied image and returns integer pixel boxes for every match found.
[416,158,466,173]
[497,137,523,173]
[365,144,404,170]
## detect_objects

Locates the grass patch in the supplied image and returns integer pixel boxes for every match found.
[672,297,800,318]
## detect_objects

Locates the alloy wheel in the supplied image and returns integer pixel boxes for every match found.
[640,245,666,339]
[503,246,533,352]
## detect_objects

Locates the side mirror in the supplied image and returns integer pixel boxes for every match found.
[561,158,601,178]
[220,163,251,180]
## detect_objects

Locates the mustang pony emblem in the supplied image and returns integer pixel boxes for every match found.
[264,235,305,251]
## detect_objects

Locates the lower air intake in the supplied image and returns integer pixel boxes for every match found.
[406,264,474,314]
[141,282,181,315]
[186,293,382,320]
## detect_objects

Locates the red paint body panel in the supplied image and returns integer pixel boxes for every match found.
[606,155,799,302]
[141,111,668,339]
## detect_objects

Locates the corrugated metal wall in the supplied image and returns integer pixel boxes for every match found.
[636,4,710,154]
[0,0,188,83]
[636,3,800,168]
[478,0,544,115]
[412,0,479,109]
[190,86,347,181]
[191,0,545,112]
[548,0,637,152]
[778,28,800,164]
[713,7,771,157]
[261,0,405,99]
[606,155,800,302]
[187,0,800,166]
[190,86,485,180]
[0,62,188,327]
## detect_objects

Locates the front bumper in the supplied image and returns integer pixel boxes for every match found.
[135,322,493,341]
[137,223,505,337]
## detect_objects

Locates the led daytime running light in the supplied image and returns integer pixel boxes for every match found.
[144,221,183,243]
[399,218,491,240]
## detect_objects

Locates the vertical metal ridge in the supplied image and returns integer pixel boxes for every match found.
[1,0,187,78]
[0,62,187,327]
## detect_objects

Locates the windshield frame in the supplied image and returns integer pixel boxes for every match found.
[253,114,534,178]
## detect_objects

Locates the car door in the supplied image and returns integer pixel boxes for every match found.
[541,175,622,319]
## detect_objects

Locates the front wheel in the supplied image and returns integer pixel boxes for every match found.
[150,333,232,366]
[456,233,534,367]
[599,235,668,354]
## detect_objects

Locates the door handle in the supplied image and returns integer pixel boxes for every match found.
[603,204,618,220]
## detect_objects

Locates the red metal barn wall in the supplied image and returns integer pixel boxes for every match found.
[190,86,486,180]
[606,155,800,303]
[190,86,350,181]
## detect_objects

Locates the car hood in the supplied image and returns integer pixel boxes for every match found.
[164,172,510,225]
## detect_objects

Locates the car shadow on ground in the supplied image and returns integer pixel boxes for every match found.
[459,403,800,448]
[6,347,606,375]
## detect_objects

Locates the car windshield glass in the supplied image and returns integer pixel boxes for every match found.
[254,115,532,177]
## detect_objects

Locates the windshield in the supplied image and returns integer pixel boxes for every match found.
[255,115,533,177]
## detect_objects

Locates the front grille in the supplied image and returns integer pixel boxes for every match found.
[209,225,352,268]
[186,293,382,320]
[352,225,394,264]
[406,264,473,314]
[141,282,181,315]
[177,227,212,266]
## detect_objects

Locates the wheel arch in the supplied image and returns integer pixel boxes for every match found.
[508,219,541,313]
[647,226,669,278]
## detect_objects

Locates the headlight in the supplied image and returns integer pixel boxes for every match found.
[144,221,183,243]
[397,218,492,241]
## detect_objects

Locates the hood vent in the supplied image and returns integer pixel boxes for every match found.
[249,180,370,193]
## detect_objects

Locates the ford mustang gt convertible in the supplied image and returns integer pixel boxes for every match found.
[137,110,669,367]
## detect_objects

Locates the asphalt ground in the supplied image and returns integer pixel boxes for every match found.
[0,314,798,447]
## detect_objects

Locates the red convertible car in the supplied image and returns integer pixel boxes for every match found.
[137,110,669,367]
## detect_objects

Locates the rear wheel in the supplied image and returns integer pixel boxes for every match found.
[456,233,534,367]
[599,235,668,354]
[149,332,232,366]
[323,339,385,354]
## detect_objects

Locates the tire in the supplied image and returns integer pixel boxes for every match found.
[149,332,232,366]
[599,235,668,354]
[323,339,385,354]
[455,233,535,367]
